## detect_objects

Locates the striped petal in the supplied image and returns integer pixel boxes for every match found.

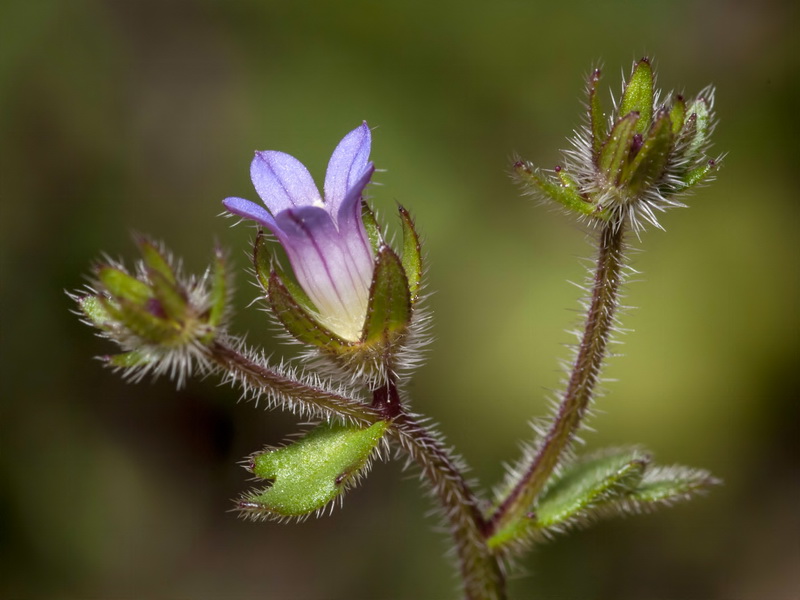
[275,206,370,341]
[323,122,372,215]
[251,151,322,213]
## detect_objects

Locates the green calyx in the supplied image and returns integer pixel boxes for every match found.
[239,420,389,519]
[256,204,422,367]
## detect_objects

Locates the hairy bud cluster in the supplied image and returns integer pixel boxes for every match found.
[72,237,230,385]
[515,57,720,231]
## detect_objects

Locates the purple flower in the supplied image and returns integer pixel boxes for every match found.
[223,122,375,341]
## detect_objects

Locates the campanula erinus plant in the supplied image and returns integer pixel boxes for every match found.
[72,58,722,599]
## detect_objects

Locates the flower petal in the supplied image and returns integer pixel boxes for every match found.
[275,206,370,341]
[323,122,372,214]
[335,163,376,293]
[251,151,322,213]
[223,197,279,229]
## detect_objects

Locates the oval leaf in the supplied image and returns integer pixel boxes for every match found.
[239,420,389,519]
[489,448,649,552]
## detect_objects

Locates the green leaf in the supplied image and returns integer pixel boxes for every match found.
[587,68,605,163]
[625,465,718,506]
[620,58,654,134]
[514,162,596,217]
[97,266,151,304]
[619,110,673,194]
[489,449,649,551]
[361,201,384,253]
[598,112,640,186]
[361,245,411,344]
[267,270,351,350]
[240,420,389,518]
[398,205,422,301]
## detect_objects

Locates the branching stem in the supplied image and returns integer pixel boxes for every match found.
[488,220,627,535]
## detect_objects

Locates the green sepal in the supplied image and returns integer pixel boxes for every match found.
[97,266,151,305]
[514,162,595,217]
[669,95,686,135]
[598,112,640,186]
[489,449,649,551]
[135,237,188,321]
[136,237,176,285]
[555,166,578,191]
[206,246,228,330]
[107,350,152,368]
[587,68,605,163]
[619,109,673,194]
[683,96,711,161]
[620,58,654,134]
[148,269,188,322]
[252,230,272,292]
[100,295,182,345]
[240,420,389,519]
[267,270,352,350]
[398,205,422,301]
[676,159,718,192]
[79,295,114,329]
[361,245,412,344]
[253,231,315,313]
[361,201,384,253]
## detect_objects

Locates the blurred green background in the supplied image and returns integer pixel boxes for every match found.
[1,0,797,598]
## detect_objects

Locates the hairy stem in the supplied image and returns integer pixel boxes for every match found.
[489,220,627,535]
[207,340,380,424]
[391,411,506,600]
[211,340,505,597]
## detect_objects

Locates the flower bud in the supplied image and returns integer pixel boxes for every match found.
[515,58,721,230]
[74,237,229,383]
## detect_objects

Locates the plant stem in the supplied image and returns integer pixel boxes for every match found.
[391,411,507,600]
[207,339,380,424]
[488,220,627,535]
[211,341,506,597]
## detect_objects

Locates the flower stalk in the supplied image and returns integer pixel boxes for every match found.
[207,339,380,425]
[489,219,627,537]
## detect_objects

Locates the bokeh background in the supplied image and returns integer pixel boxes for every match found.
[2,0,797,598]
